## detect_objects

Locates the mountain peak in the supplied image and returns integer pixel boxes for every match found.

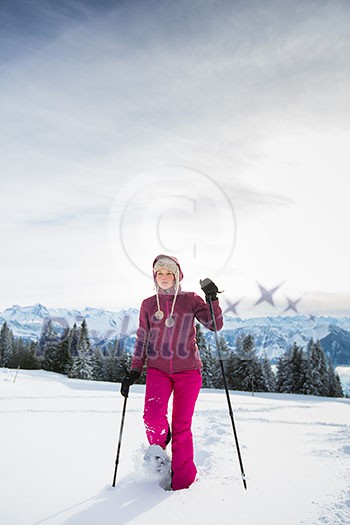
[31,303,49,314]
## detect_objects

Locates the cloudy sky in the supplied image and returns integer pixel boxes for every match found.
[1,0,350,317]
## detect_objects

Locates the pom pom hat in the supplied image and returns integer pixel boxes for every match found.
[153,254,183,327]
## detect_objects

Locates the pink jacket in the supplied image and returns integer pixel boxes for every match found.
[131,290,223,374]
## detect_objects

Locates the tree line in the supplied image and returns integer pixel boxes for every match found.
[0,319,344,397]
[197,326,343,397]
[0,319,132,383]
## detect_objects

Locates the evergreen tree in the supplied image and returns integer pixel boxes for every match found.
[38,318,53,358]
[13,338,40,369]
[68,323,80,357]
[276,350,292,393]
[42,320,62,372]
[327,358,344,397]
[196,323,216,388]
[224,348,238,390]
[290,343,308,394]
[55,329,73,375]
[115,351,133,383]
[261,352,276,392]
[0,322,14,367]
[333,373,344,398]
[225,332,249,391]
[24,341,40,369]
[213,335,231,389]
[277,340,343,398]
[69,320,94,380]
[303,339,329,396]
[78,319,91,352]
[277,343,309,394]
[229,334,266,393]
[91,348,106,381]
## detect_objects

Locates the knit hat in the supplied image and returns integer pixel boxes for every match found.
[153,255,183,327]
[153,256,180,288]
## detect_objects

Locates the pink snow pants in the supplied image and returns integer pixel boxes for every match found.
[143,367,202,491]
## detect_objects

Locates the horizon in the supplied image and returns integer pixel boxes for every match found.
[2,301,350,321]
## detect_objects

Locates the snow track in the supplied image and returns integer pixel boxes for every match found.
[1,369,349,524]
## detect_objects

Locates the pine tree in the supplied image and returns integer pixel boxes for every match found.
[69,320,94,380]
[290,343,308,394]
[277,343,309,394]
[276,350,292,393]
[225,332,248,391]
[55,329,73,375]
[196,323,216,388]
[303,339,329,396]
[38,318,53,358]
[25,341,40,369]
[13,338,39,370]
[42,320,62,372]
[229,333,267,393]
[333,373,344,398]
[224,347,239,390]
[68,323,80,357]
[261,352,276,392]
[78,319,91,353]
[296,350,309,395]
[213,335,231,389]
[327,358,344,397]
[115,351,133,383]
[91,348,106,381]
[0,322,13,367]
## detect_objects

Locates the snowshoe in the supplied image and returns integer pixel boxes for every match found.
[143,444,172,491]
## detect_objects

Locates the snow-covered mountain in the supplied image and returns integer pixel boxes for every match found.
[1,304,350,365]
[0,303,140,346]
[215,314,350,365]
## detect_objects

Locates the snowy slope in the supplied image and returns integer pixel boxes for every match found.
[0,369,349,525]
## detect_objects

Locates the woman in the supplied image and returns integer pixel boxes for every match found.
[121,254,223,490]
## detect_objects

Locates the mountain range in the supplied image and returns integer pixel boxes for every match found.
[1,303,350,365]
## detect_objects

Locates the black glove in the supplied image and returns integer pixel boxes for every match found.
[120,370,141,398]
[200,278,219,302]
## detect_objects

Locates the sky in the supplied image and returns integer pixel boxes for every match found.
[1,0,350,318]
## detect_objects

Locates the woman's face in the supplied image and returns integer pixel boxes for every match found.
[156,268,175,290]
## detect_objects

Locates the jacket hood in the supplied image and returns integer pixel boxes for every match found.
[152,254,184,282]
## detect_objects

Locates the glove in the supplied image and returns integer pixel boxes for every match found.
[120,370,141,398]
[200,278,219,302]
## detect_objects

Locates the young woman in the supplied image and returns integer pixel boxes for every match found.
[121,254,223,490]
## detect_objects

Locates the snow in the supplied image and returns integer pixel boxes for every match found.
[336,366,350,396]
[1,368,349,525]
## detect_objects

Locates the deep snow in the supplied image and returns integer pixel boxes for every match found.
[0,368,349,525]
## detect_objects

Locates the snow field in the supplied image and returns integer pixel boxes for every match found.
[0,369,349,525]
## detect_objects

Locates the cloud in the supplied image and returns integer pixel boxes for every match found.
[221,180,294,212]
[1,0,350,311]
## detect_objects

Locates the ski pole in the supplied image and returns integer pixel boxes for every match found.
[13,365,20,384]
[208,296,248,490]
[112,390,128,487]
